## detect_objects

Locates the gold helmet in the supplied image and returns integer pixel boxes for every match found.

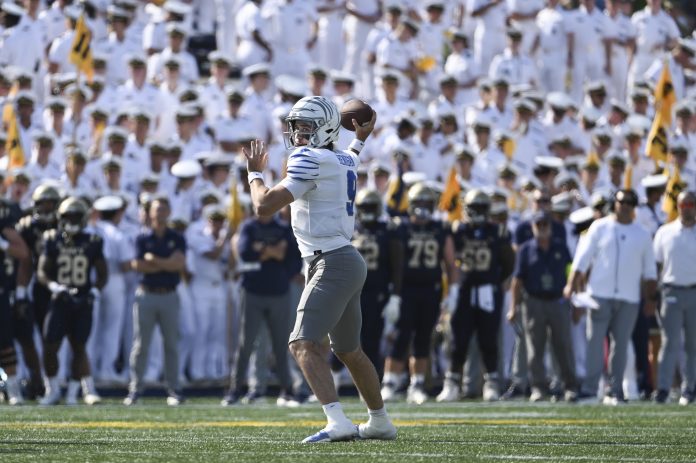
[57,196,89,235]
[355,189,383,223]
[407,182,438,220]
[464,189,490,224]
[31,183,61,224]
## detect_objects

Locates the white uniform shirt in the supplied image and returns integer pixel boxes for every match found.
[653,220,696,286]
[279,146,359,257]
[489,49,538,86]
[198,79,228,123]
[95,220,135,277]
[48,30,76,73]
[631,8,679,78]
[536,6,571,59]
[39,3,67,45]
[188,225,228,283]
[571,215,657,303]
[148,48,200,84]
[635,203,666,237]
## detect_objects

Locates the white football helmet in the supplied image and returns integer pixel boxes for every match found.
[284,96,340,148]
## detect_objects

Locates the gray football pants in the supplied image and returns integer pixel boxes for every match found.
[657,286,696,392]
[582,297,639,397]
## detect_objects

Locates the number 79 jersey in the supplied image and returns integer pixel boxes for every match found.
[401,219,450,286]
[42,230,105,294]
[279,146,360,258]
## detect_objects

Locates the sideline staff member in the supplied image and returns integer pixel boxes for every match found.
[125,196,186,406]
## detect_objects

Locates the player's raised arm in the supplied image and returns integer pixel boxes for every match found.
[245,139,295,217]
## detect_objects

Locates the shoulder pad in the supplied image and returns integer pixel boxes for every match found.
[18,215,31,228]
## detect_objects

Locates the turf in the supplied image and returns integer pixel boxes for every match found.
[1,399,695,462]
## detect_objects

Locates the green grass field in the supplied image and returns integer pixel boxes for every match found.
[2,399,695,462]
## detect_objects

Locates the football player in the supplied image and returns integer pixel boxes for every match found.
[14,184,62,399]
[438,189,515,402]
[381,183,457,405]
[341,189,404,378]
[37,197,108,405]
[0,196,29,405]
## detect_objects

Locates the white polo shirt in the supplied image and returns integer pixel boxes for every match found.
[653,220,696,286]
[571,215,657,303]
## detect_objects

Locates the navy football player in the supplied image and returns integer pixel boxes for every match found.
[37,197,108,405]
[0,197,29,405]
[437,189,515,402]
[348,189,404,376]
[14,184,62,398]
[381,183,457,405]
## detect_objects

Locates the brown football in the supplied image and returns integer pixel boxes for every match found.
[340,99,374,131]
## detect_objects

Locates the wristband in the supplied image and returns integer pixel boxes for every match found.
[247,171,265,184]
[348,139,365,153]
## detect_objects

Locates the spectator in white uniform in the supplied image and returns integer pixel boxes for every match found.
[199,52,232,124]
[468,0,507,74]
[91,195,134,382]
[489,27,538,88]
[188,204,231,380]
[148,23,199,84]
[235,0,273,67]
[532,0,573,94]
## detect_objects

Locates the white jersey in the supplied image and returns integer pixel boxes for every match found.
[279,146,359,257]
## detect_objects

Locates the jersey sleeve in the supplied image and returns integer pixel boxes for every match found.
[279,149,320,199]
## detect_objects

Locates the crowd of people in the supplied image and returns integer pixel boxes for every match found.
[0,0,696,408]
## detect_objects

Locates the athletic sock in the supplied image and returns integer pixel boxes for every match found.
[322,402,350,427]
[411,374,425,386]
[367,406,391,427]
[382,372,397,387]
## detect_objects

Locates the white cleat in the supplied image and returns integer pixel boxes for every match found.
[357,421,397,440]
[6,377,24,406]
[436,379,461,403]
[81,378,102,405]
[302,422,358,443]
[482,380,500,402]
[380,383,398,402]
[406,384,428,405]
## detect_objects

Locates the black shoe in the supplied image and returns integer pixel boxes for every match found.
[166,389,185,406]
[500,384,526,401]
[652,389,669,404]
[123,391,139,406]
[221,389,242,406]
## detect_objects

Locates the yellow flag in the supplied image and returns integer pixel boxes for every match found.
[623,163,633,189]
[662,167,684,222]
[386,173,409,216]
[438,167,462,222]
[70,14,94,80]
[5,105,24,168]
[415,56,437,72]
[501,138,516,161]
[645,60,675,164]
[227,175,244,230]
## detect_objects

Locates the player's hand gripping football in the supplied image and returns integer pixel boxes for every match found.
[353,110,377,142]
[244,139,269,173]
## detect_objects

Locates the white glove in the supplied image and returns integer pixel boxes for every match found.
[90,287,101,299]
[48,281,68,295]
[443,283,460,315]
[0,236,8,251]
[382,294,401,325]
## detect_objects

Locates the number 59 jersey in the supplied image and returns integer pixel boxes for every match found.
[279,146,360,258]
[42,229,105,294]
[452,221,513,286]
[401,218,450,287]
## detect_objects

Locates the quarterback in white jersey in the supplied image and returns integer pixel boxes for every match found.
[244,96,396,443]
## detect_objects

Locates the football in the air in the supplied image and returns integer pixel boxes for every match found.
[340,99,374,131]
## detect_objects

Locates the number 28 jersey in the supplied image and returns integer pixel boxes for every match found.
[279,146,360,258]
[42,229,105,294]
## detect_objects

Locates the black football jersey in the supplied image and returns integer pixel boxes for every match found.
[352,220,403,292]
[42,230,105,294]
[402,219,449,286]
[0,200,22,290]
[17,215,55,269]
[452,221,513,286]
